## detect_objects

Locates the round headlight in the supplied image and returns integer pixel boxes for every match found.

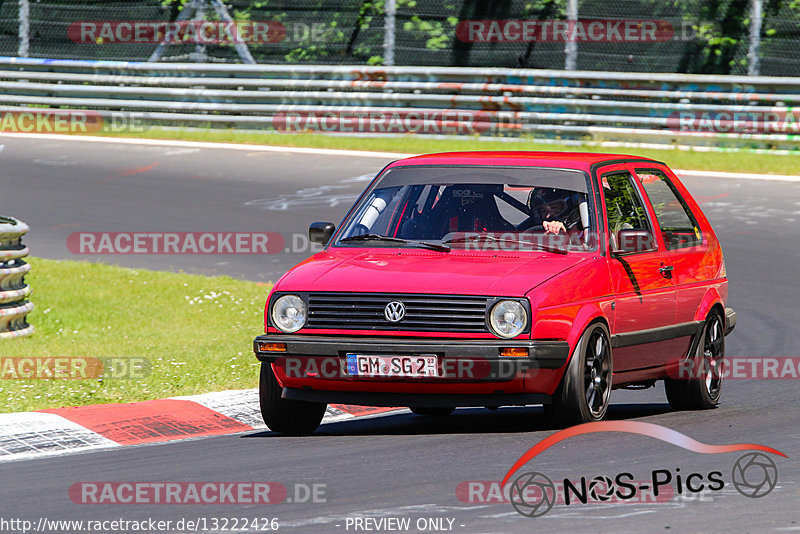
[271,295,307,333]
[489,300,528,338]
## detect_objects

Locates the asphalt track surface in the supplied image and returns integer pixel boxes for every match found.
[1,135,799,533]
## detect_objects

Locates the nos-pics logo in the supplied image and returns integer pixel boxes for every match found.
[503,421,784,518]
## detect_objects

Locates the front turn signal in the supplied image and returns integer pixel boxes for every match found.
[499,347,528,358]
[258,342,287,352]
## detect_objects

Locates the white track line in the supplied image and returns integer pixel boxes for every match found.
[2,132,798,181]
[673,168,800,182]
[0,132,407,158]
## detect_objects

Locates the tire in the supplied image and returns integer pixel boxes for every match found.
[409,407,455,417]
[544,322,613,427]
[665,311,724,410]
[259,363,327,435]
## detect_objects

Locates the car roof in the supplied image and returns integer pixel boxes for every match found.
[386,151,663,173]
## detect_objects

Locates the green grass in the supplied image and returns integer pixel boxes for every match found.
[0,258,271,413]
[103,127,800,175]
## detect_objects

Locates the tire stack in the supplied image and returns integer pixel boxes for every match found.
[0,216,34,339]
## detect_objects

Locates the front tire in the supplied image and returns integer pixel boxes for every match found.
[545,322,613,427]
[665,311,724,410]
[259,363,326,435]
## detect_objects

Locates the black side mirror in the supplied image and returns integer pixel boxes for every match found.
[309,222,335,246]
[614,229,655,254]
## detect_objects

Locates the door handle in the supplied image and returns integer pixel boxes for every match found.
[659,265,674,279]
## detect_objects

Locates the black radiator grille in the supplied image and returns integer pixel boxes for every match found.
[306,293,490,333]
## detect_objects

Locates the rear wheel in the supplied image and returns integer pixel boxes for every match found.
[409,407,455,417]
[259,363,326,435]
[545,322,613,427]
[665,311,724,410]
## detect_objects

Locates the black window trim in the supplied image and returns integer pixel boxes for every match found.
[634,166,704,250]
[599,168,660,256]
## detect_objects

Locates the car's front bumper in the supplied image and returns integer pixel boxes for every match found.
[253,334,569,401]
[253,334,569,369]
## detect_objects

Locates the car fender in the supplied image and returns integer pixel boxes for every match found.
[694,287,724,322]
[524,302,609,395]
[565,304,610,359]
[527,257,614,355]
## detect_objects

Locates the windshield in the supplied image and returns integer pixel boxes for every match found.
[335,165,598,253]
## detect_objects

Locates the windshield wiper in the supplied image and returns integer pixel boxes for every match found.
[339,233,450,253]
[443,234,567,255]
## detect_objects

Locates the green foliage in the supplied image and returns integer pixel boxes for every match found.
[602,173,650,233]
[1,258,271,412]
[403,15,457,51]
[10,0,800,72]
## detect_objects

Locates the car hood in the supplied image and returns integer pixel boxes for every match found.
[275,247,591,297]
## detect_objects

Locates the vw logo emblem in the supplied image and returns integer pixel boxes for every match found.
[384,301,406,322]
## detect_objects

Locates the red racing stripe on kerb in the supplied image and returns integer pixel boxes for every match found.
[41,399,251,445]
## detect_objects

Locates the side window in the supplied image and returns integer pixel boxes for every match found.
[601,171,655,252]
[635,169,702,250]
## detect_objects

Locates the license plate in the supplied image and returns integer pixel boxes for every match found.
[346,354,438,378]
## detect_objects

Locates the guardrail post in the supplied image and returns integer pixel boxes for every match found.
[194,0,209,63]
[0,216,34,339]
[564,0,578,70]
[18,0,29,58]
[747,0,763,76]
[384,0,396,66]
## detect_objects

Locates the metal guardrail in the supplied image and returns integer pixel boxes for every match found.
[1,57,800,150]
[0,217,34,339]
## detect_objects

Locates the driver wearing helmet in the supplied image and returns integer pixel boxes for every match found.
[527,187,580,234]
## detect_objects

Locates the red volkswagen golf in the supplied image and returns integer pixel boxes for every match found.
[253,152,736,434]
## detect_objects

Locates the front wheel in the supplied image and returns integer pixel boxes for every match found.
[665,311,724,410]
[544,322,613,427]
[259,363,327,435]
